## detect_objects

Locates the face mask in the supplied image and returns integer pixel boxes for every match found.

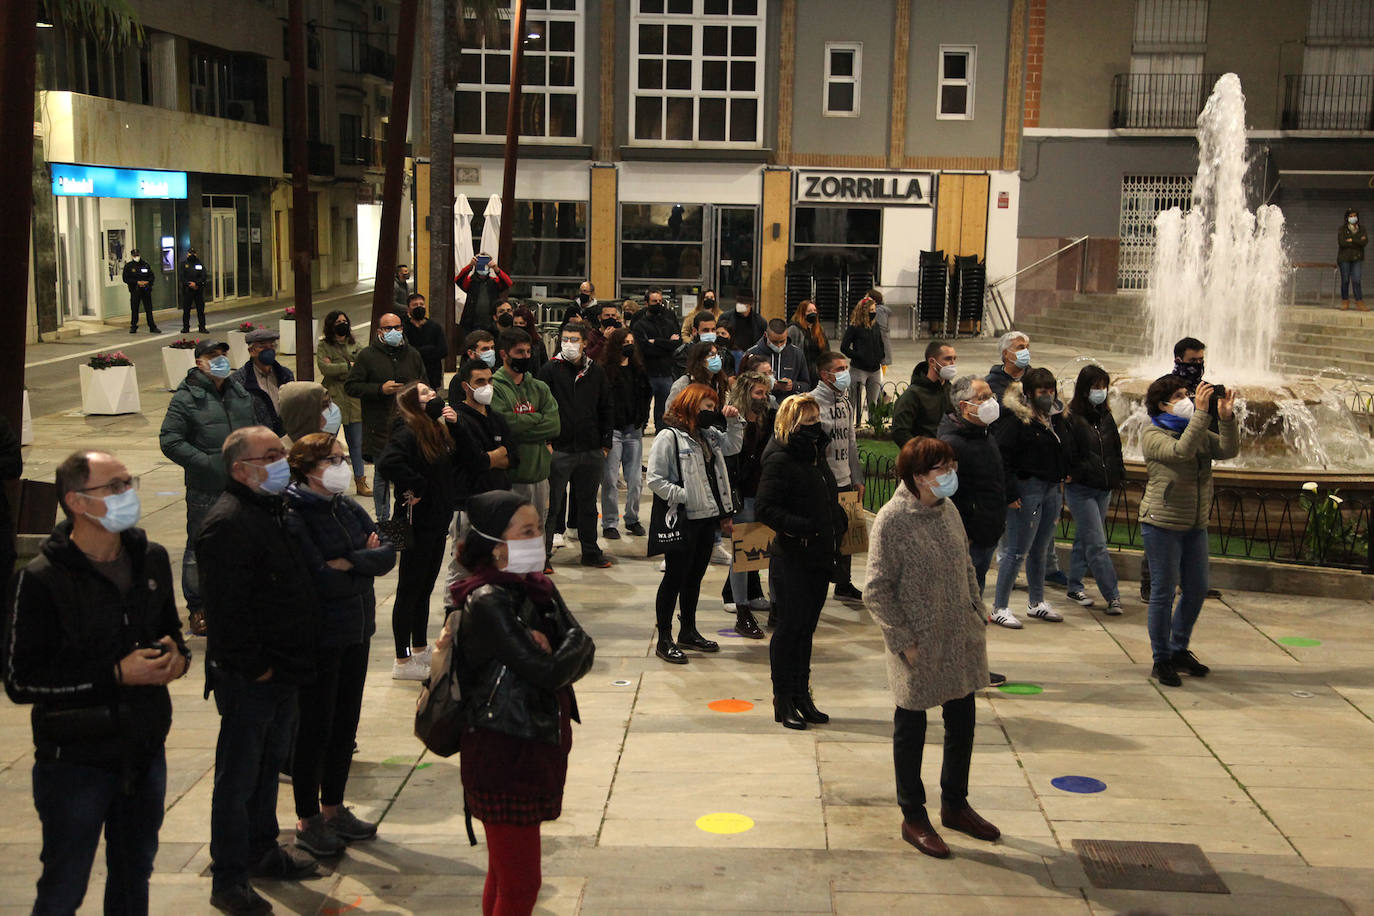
[577,293,591,305]
[1174,360,1204,386]
[796,423,827,447]
[85,489,141,533]
[805,313,818,325]
[382,328,404,347]
[319,462,352,494]
[410,307,426,320]
[478,349,496,368]
[750,396,769,414]
[470,383,494,406]
[1350,216,1359,225]
[503,536,546,575]
[257,458,291,494]
[497,312,514,327]
[1014,349,1031,369]
[1170,397,1196,419]
[621,344,636,359]
[649,301,664,311]
[974,399,1000,425]
[257,348,277,366]
[698,332,717,344]
[697,408,725,430]
[832,369,851,391]
[1033,393,1055,414]
[767,341,784,354]
[322,402,342,435]
[706,354,723,374]
[207,356,232,378]
[334,323,350,337]
[561,341,582,361]
[735,303,748,314]
[425,396,446,420]
[928,470,959,500]
[1088,388,1108,406]
[509,355,532,374]
[937,362,958,381]
[602,317,620,329]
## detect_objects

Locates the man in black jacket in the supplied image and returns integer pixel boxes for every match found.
[628,289,680,430]
[182,249,209,334]
[232,327,295,436]
[198,427,321,912]
[891,340,957,446]
[537,322,613,568]
[123,248,159,333]
[443,359,515,592]
[403,293,448,389]
[345,312,427,520]
[5,450,189,915]
[746,319,812,398]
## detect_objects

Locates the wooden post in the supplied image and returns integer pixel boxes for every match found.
[288,0,315,379]
[497,0,527,267]
[0,0,38,430]
[372,0,420,327]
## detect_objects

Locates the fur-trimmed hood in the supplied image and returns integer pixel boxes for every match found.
[1001,380,1062,425]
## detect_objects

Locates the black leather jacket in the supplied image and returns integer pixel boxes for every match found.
[458,582,594,745]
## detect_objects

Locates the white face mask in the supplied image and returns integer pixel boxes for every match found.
[503,536,546,574]
[974,399,1000,425]
[319,462,353,494]
[735,303,748,314]
[561,341,582,361]
[470,383,494,406]
[937,363,958,381]
[1350,216,1360,225]
[1170,397,1196,419]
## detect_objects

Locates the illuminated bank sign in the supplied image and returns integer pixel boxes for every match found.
[796,169,934,207]
[50,164,188,200]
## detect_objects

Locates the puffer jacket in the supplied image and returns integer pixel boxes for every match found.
[937,412,1006,548]
[995,381,1068,498]
[316,338,362,425]
[1064,404,1126,492]
[5,524,188,769]
[754,431,846,560]
[159,369,257,493]
[458,582,594,745]
[646,419,743,521]
[1138,410,1239,531]
[284,485,396,649]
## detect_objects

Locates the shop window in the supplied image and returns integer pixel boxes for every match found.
[937,45,975,120]
[455,1,582,142]
[619,204,706,283]
[631,0,764,147]
[823,42,861,118]
[469,200,588,286]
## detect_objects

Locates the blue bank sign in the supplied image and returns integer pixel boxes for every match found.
[51,164,188,200]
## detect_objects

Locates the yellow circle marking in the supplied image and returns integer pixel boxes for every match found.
[696,812,755,834]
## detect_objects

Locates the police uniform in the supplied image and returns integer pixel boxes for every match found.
[182,255,209,333]
[122,257,158,332]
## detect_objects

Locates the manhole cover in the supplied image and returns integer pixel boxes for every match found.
[1072,839,1229,894]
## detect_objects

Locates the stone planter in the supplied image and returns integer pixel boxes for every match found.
[161,347,198,390]
[278,319,320,355]
[227,331,251,368]
[79,365,142,415]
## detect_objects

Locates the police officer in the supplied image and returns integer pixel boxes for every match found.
[123,249,159,334]
[182,248,209,334]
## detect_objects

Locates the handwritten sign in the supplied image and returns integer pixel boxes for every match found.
[730,522,774,572]
[839,491,868,556]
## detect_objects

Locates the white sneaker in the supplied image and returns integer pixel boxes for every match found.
[657,558,667,572]
[989,607,1023,629]
[1027,601,1064,622]
[391,656,429,681]
[1105,599,1124,616]
[411,645,432,668]
[552,533,566,549]
[710,544,732,565]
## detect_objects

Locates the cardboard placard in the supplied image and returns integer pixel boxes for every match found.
[839,491,868,555]
[730,521,774,572]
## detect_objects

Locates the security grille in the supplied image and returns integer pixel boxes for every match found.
[1117,174,1194,290]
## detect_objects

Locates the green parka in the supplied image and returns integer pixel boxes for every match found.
[490,365,560,484]
[316,337,363,425]
[1138,410,1239,532]
[158,369,257,494]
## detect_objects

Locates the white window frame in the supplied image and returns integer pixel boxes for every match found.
[454,1,584,144]
[629,0,766,149]
[823,41,862,118]
[936,44,976,121]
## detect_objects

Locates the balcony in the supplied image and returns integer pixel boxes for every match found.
[1110,72,1221,130]
[283,139,336,177]
[1282,74,1374,131]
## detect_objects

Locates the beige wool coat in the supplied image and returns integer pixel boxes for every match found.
[866,485,990,711]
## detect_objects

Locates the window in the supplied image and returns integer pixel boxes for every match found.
[455,0,582,142]
[339,113,364,164]
[823,42,861,117]
[937,45,975,119]
[631,0,765,147]
[619,204,705,282]
[469,200,587,289]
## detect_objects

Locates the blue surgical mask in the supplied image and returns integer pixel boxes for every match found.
[479,349,497,368]
[929,470,959,500]
[699,332,717,344]
[258,457,291,494]
[257,348,277,366]
[322,402,342,435]
[1088,388,1108,406]
[1014,349,1032,368]
[85,489,142,533]
[706,354,723,374]
[207,356,232,378]
[832,369,851,391]
[382,328,404,347]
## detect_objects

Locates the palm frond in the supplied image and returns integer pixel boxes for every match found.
[47,0,144,48]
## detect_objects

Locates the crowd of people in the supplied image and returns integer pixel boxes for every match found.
[2,261,1248,912]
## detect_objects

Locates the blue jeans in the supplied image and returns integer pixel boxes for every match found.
[210,677,299,893]
[31,752,166,916]
[1065,483,1120,601]
[601,426,644,529]
[342,421,365,478]
[1141,524,1209,663]
[648,374,674,431]
[968,542,997,598]
[373,475,391,521]
[183,487,219,614]
[994,478,1062,610]
[1339,259,1363,301]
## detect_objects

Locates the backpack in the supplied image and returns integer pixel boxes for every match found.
[414,608,467,757]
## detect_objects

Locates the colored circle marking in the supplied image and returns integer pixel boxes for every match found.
[708,699,754,713]
[717,627,742,638]
[997,682,1044,695]
[1278,637,1322,647]
[696,812,755,834]
[611,679,633,687]
[1051,775,1107,794]
[321,896,363,915]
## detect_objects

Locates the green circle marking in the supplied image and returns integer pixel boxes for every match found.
[1278,637,1322,647]
[997,683,1044,695]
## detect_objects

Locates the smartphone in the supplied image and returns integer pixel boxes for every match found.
[1212,384,1227,403]
[137,641,169,657]
[475,254,491,272]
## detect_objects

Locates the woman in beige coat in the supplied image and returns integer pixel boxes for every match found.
[867,436,998,860]
[316,309,368,495]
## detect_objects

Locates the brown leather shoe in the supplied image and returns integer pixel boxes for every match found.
[940,803,1001,841]
[355,475,373,497]
[900,813,950,858]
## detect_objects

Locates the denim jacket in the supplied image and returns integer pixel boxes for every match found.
[646,418,743,521]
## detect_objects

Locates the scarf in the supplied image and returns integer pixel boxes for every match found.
[449,565,555,610]
[1152,412,1190,433]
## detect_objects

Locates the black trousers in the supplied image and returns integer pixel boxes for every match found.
[655,517,717,637]
[128,287,155,329]
[292,639,369,819]
[546,449,604,560]
[392,521,450,657]
[893,694,976,819]
[182,288,206,330]
[768,550,831,697]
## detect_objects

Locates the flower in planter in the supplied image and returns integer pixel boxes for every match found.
[168,338,200,350]
[238,321,259,334]
[88,351,134,370]
[284,306,296,319]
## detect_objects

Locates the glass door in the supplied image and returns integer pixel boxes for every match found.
[206,208,239,300]
[712,205,757,308]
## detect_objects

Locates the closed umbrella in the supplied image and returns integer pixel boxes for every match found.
[479,193,502,264]
[454,193,474,307]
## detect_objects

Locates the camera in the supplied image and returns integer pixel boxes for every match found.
[1211,384,1227,403]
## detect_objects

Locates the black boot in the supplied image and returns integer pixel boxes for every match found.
[773,697,806,730]
[792,690,829,724]
[734,610,764,639]
[677,628,720,652]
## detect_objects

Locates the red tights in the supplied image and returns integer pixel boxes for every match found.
[481,821,542,916]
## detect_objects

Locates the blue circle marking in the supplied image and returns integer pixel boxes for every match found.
[716,628,742,638]
[1052,775,1107,794]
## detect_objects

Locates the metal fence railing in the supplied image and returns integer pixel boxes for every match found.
[1282,74,1374,131]
[1110,72,1221,129]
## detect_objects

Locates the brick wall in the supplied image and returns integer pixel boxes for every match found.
[1024,0,1045,128]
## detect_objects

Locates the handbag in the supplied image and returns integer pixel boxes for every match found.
[377,495,414,551]
[647,433,688,557]
[414,609,467,758]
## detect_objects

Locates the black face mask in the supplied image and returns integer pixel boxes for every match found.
[649,301,664,311]
[805,313,818,325]
[795,423,827,447]
[704,298,715,308]
[697,409,725,431]
[577,293,591,305]
[602,317,620,329]
[620,344,636,359]
[1174,359,1204,386]
[508,356,532,374]
[425,396,446,420]
[334,323,350,337]
[410,307,426,320]
[750,396,769,414]
[496,312,513,328]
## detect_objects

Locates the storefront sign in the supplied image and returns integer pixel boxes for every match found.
[796,170,933,207]
[51,164,188,200]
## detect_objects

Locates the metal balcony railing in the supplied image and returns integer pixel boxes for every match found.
[1110,72,1221,129]
[1282,74,1374,131]
[283,139,336,177]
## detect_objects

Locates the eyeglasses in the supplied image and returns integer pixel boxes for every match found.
[240,452,287,464]
[77,476,139,495]
[316,455,347,467]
